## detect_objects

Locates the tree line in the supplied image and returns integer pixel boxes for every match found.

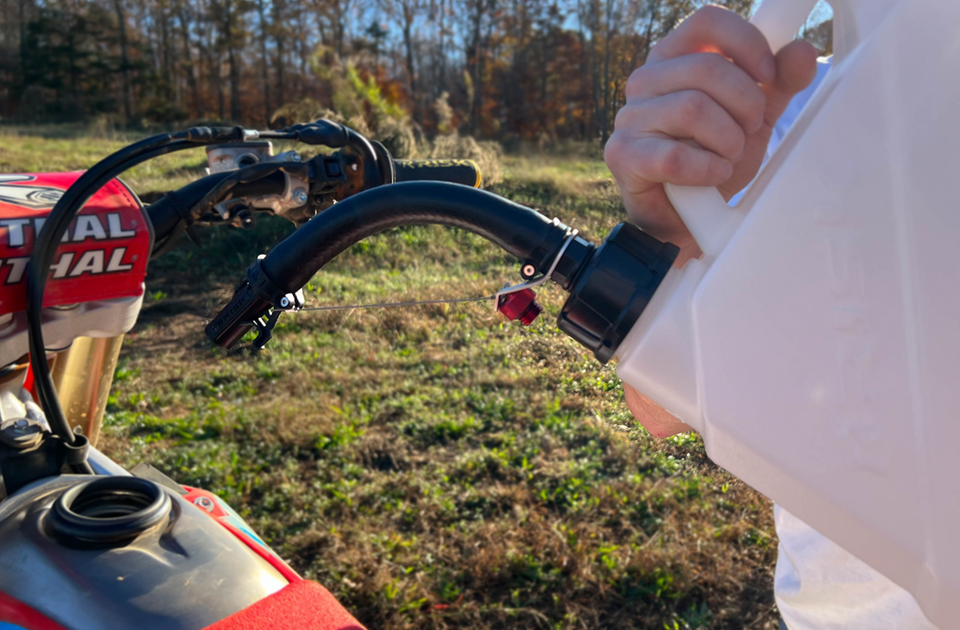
[0,0,829,142]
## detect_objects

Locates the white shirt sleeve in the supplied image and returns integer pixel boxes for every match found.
[727,58,832,206]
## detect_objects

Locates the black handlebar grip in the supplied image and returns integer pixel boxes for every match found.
[393,159,482,188]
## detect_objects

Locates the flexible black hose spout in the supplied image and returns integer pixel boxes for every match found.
[264,181,573,291]
[206,182,576,349]
[206,181,681,363]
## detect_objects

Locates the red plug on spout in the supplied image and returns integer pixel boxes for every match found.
[497,289,542,325]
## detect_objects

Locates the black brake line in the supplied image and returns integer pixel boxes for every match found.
[26,127,273,461]
[26,120,385,468]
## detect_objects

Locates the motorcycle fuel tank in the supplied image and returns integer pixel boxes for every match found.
[0,475,289,630]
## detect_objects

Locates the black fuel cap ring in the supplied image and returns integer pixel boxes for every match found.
[50,476,172,546]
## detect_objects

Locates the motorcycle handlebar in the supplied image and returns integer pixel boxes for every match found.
[148,156,483,245]
[393,159,482,188]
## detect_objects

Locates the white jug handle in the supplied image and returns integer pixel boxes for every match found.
[751,0,822,53]
[663,0,820,259]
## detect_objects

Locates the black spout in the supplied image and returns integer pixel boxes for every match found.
[555,223,678,364]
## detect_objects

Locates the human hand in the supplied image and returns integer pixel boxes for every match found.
[605,5,818,437]
[605,4,818,266]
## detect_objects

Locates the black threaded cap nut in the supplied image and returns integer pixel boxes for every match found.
[557,223,678,364]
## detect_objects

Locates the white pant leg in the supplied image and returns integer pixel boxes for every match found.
[774,506,939,630]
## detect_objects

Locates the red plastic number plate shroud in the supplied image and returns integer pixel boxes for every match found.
[0,172,151,315]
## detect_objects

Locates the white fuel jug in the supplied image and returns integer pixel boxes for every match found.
[615,0,960,626]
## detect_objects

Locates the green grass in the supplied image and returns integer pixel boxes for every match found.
[3,128,780,629]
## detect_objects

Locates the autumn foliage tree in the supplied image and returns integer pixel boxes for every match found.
[0,0,819,144]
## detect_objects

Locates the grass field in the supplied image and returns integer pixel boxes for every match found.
[2,126,780,629]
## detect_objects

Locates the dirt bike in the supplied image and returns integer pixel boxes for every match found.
[0,120,675,629]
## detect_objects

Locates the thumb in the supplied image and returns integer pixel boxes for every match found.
[762,39,819,126]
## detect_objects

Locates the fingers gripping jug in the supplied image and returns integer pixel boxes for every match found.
[610,0,960,626]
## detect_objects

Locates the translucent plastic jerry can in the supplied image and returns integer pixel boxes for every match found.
[615,0,960,626]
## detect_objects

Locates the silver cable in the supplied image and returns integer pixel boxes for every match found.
[493,227,578,308]
[194,229,580,322]
[298,295,495,311]
[191,294,495,321]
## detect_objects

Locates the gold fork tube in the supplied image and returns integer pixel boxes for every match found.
[50,336,124,447]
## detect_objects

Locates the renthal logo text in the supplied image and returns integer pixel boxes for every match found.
[0,213,137,249]
[1,248,134,284]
